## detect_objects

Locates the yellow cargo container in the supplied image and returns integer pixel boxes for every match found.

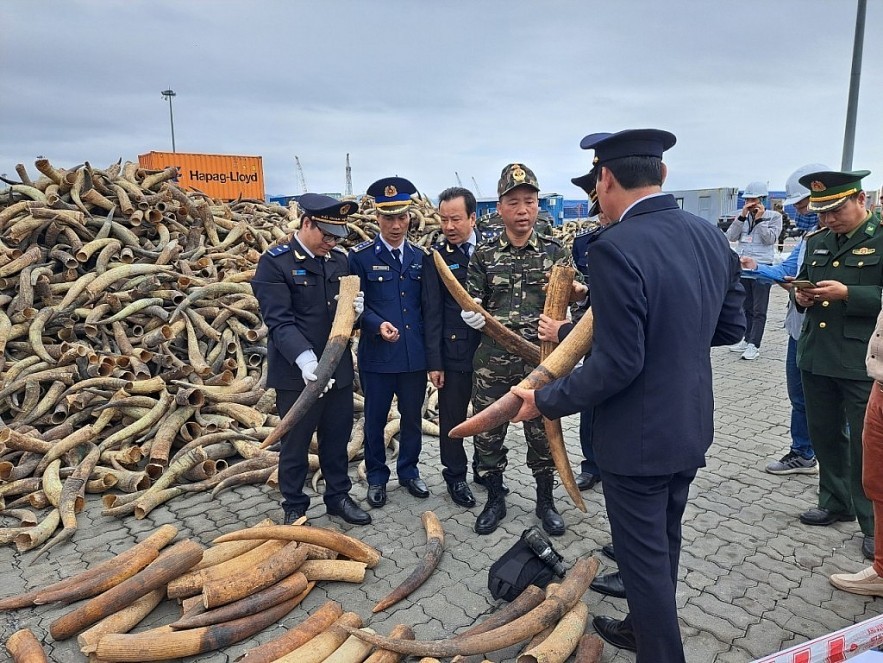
[137,151,264,201]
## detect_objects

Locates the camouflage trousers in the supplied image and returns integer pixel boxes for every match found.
[471,340,553,477]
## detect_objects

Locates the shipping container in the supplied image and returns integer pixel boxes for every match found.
[138,151,264,201]
[475,193,565,225]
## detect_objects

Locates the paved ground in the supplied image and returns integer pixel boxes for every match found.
[3,286,882,662]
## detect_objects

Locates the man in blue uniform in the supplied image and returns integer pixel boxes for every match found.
[512,129,745,661]
[349,177,440,508]
[252,193,371,526]
[424,186,482,508]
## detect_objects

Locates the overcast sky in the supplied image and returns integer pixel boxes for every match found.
[1,1,881,200]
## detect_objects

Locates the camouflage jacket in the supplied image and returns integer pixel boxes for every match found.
[466,230,575,344]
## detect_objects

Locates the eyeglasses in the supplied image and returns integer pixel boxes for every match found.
[318,229,340,243]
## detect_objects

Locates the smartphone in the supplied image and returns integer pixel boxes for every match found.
[789,280,817,289]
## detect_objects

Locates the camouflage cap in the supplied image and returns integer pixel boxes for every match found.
[497,163,540,198]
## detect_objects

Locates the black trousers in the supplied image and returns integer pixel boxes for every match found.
[276,386,353,513]
[438,370,473,483]
[602,468,697,663]
[740,277,772,347]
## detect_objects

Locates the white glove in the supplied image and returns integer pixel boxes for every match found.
[295,350,334,395]
[460,297,486,330]
[353,291,364,317]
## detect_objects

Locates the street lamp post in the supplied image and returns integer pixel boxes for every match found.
[161,89,177,153]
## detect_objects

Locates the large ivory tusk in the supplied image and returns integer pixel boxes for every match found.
[260,274,360,449]
[432,250,540,366]
[373,511,444,612]
[516,600,589,663]
[450,309,594,439]
[340,556,599,657]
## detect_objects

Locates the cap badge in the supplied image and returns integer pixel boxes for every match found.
[340,204,352,215]
[512,166,526,182]
[384,185,398,197]
[810,181,826,192]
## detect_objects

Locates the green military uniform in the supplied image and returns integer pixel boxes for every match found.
[797,169,882,538]
[477,209,554,241]
[466,229,572,476]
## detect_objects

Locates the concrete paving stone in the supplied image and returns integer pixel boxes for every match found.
[688,591,760,632]
[703,570,756,604]
[682,628,732,663]
[738,584,786,613]
[733,619,794,658]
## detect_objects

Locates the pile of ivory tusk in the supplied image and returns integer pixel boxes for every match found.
[0,158,442,562]
[1,519,607,663]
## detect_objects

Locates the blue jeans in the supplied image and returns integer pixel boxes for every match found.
[786,336,813,459]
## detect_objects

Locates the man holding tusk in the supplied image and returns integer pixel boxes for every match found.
[511,129,745,660]
[252,193,371,527]
[461,163,586,536]
[349,177,441,509]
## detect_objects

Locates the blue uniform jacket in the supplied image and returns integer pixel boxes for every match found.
[535,194,746,475]
[423,239,481,373]
[348,237,440,373]
[251,239,354,391]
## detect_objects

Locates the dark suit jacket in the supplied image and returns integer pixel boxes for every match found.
[251,239,354,391]
[535,194,745,475]
[423,238,482,372]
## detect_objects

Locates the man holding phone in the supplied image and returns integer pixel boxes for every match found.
[726,181,783,360]
[793,169,883,562]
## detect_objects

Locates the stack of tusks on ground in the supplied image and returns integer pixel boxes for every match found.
[0,158,444,560]
[1,519,605,662]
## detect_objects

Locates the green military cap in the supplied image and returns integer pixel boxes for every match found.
[799,169,871,212]
[497,163,540,198]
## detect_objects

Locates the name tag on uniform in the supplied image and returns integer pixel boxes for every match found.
[372,265,390,271]
[813,249,830,255]
[292,269,306,276]
[449,263,461,270]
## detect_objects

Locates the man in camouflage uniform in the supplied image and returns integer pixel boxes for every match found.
[461,163,586,535]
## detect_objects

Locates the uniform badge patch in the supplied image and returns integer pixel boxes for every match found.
[372,265,390,271]
[853,247,876,255]
[292,269,306,276]
[813,249,830,255]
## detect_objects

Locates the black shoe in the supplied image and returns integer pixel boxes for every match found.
[475,472,507,535]
[601,543,616,561]
[447,481,476,508]
[590,571,626,599]
[592,615,637,652]
[283,508,306,525]
[473,460,510,494]
[575,472,600,491]
[863,535,875,561]
[400,477,429,498]
[326,495,371,525]
[367,484,387,508]
[799,508,856,526]
[535,472,566,536]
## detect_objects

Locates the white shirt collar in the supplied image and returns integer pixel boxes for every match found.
[294,234,315,259]
[618,191,667,222]
[461,230,477,249]
[380,236,405,254]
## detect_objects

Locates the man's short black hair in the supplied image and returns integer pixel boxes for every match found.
[602,156,664,190]
[438,187,476,217]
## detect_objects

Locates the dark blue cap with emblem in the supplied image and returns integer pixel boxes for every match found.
[571,166,600,217]
[368,177,417,216]
[579,129,677,165]
[299,192,355,237]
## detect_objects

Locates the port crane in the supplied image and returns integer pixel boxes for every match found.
[294,156,308,194]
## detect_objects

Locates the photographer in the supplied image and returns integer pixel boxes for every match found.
[725,181,783,360]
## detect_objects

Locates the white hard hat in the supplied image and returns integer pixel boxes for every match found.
[741,181,768,199]
[784,163,832,206]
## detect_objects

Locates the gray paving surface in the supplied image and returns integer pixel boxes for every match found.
[2,286,882,662]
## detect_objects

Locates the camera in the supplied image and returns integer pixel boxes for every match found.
[521,526,566,577]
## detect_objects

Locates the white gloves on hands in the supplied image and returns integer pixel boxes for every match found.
[295,350,334,394]
[353,291,364,317]
[460,297,486,330]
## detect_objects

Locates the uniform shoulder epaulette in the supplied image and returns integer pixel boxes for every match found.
[418,245,430,255]
[332,245,348,255]
[804,227,827,239]
[352,239,373,252]
[267,244,290,257]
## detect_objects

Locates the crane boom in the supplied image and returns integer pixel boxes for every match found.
[471,177,482,198]
[455,171,463,187]
[345,153,353,196]
[294,156,308,194]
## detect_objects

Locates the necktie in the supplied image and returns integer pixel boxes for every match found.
[837,234,847,248]
[461,241,472,258]
[391,247,402,263]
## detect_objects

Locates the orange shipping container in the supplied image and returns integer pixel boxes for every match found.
[137,151,264,201]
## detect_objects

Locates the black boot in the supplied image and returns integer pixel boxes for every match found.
[472,458,510,494]
[535,472,565,536]
[475,472,507,535]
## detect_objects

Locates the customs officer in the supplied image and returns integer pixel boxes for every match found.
[461,163,585,536]
[349,177,440,508]
[794,169,882,561]
[513,129,745,660]
[252,193,370,526]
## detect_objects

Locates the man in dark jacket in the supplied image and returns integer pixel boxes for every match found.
[252,193,370,526]
[513,129,745,661]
